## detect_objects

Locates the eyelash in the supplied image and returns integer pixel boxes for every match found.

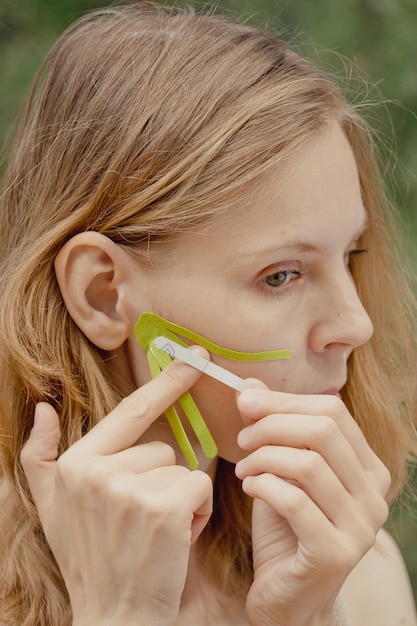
[260,270,301,292]
[260,248,368,294]
[346,248,367,270]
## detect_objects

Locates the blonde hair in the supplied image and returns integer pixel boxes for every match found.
[0,2,416,623]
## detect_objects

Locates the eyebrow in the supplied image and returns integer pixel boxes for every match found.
[240,241,327,259]
[239,211,369,259]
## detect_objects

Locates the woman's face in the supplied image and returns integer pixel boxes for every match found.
[126,122,373,466]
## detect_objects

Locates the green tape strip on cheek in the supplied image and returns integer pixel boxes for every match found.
[134,312,291,469]
[134,312,292,362]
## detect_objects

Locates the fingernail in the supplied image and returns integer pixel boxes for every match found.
[239,389,262,410]
[188,345,209,358]
[237,425,253,447]
[242,476,253,491]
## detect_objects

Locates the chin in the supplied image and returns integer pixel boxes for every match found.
[216,447,247,466]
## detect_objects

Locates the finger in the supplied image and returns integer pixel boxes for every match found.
[237,389,381,474]
[113,441,177,473]
[236,378,269,426]
[72,347,209,457]
[244,474,384,567]
[179,470,214,543]
[237,413,387,499]
[243,473,336,557]
[170,470,214,544]
[237,445,350,523]
[112,466,213,544]
[236,445,387,529]
[20,402,61,525]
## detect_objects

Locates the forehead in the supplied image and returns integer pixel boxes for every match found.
[171,122,367,261]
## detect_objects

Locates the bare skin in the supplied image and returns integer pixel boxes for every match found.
[20,124,417,625]
[21,361,213,626]
[21,366,415,626]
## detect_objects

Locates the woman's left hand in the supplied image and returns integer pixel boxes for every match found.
[235,386,391,626]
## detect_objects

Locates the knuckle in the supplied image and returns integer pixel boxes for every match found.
[55,451,75,479]
[380,465,392,496]
[133,491,176,521]
[161,361,187,387]
[321,394,345,417]
[314,415,340,442]
[149,441,177,465]
[360,522,379,552]
[81,458,110,489]
[285,486,309,515]
[191,469,214,496]
[252,418,275,443]
[357,526,379,558]
[119,392,153,423]
[343,506,387,564]
[56,454,106,491]
[372,497,390,528]
[300,450,325,480]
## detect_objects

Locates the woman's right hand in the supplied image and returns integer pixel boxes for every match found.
[20,352,213,626]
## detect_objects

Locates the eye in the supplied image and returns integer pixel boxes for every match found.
[262,270,300,288]
[346,248,367,271]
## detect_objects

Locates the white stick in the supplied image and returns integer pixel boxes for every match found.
[153,336,249,392]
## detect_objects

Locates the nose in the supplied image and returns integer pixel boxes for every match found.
[308,271,374,354]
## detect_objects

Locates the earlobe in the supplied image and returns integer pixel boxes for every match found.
[55,232,132,350]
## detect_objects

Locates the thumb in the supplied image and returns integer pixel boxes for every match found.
[236,378,270,426]
[20,402,61,526]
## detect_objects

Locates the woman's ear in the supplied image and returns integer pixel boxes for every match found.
[54,232,134,350]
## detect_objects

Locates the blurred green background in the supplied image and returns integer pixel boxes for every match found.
[1,0,417,604]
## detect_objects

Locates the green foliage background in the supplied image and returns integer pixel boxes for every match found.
[1,0,417,604]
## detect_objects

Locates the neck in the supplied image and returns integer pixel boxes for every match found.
[179,546,248,625]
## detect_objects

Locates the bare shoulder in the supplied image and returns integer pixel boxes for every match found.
[342,528,417,625]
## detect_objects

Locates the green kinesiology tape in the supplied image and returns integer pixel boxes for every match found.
[134,312,292,469]
[135,312,292,361]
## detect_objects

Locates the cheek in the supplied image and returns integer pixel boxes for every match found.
[212,355,293,391]
[126,339,153,388]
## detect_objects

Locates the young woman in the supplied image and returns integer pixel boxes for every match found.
[0,2,416,624]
